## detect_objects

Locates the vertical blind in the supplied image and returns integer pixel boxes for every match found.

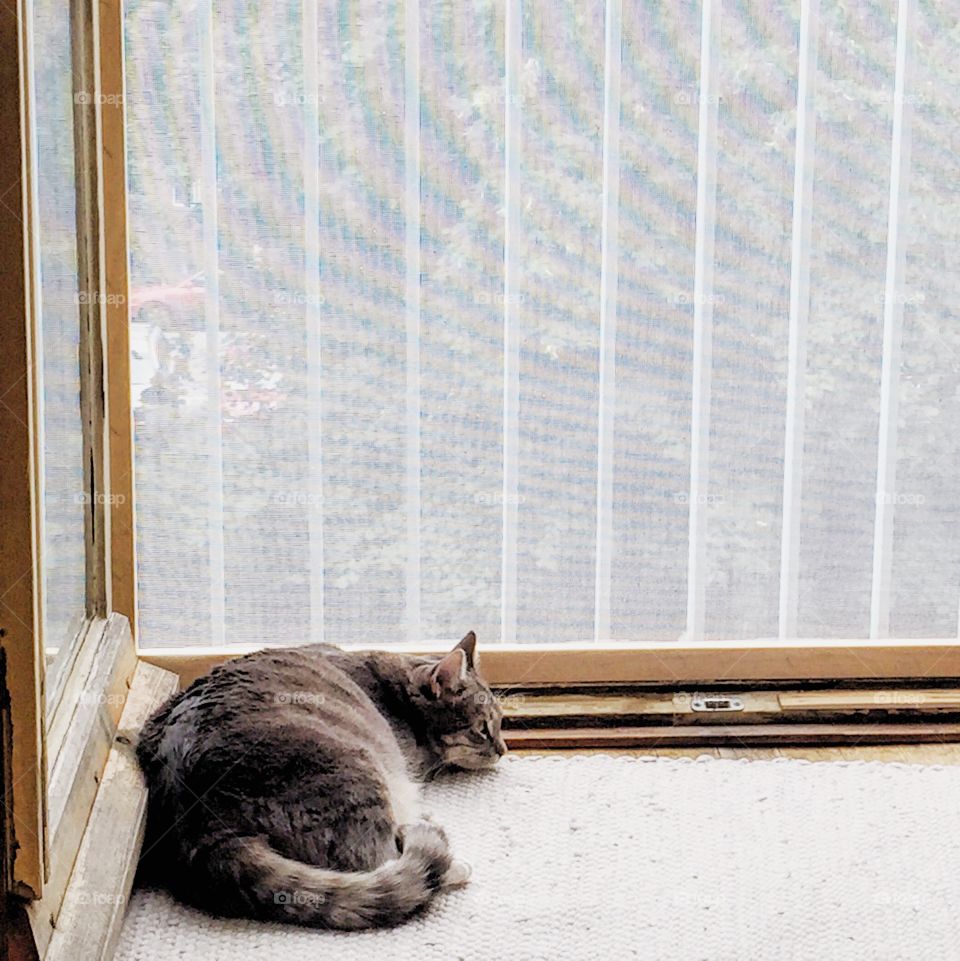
[124,0,960,647]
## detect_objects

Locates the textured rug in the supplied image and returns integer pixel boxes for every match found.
[116,755,960,961]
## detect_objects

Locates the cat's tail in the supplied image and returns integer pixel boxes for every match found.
[197,820,469,930]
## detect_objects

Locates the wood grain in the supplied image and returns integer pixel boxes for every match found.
[0,0,47,898]
[70,0,109,618]
[143,638,960,688]
[28,615,137,958]
[99,0,137,633]
[505,723,960,750]
[42,662,178,961]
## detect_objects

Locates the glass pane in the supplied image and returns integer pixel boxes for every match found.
[515,0,604,642]
[795,0,894,638]
[308,0,407,644]
[419,0,504,643]
[124,4,210,646]
[888,1,960,636]
[700,2,797,639]
[611,2,700,640]
[33,0,88,690]
[125,0,960,650]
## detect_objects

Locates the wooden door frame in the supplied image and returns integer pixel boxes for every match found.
[3,0,146,949]
[2,0,137,907]
[0,0,47,900]
[99,0,137,636]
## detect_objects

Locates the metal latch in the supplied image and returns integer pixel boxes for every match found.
[690,693,744,713]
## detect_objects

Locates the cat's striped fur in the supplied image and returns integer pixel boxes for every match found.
[135,633,505,929]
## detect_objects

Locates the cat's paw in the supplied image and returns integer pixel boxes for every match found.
[398,818,447,848]
[444,859,472,888]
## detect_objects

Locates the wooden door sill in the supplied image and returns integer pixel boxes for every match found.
[505,722,960,750]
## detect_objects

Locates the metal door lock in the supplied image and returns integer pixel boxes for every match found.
[690,693,744,712]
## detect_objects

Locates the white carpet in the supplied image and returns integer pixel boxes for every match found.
[116,755,960,961]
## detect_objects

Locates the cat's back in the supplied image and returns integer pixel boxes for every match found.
[139,645,402,791]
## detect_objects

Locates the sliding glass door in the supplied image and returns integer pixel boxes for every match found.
[124,0,960,665]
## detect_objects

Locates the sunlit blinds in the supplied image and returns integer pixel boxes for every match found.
[125,0,960,646]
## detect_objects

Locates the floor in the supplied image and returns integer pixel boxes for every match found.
[117,748,960,961]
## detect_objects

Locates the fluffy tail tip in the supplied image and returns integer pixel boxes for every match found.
[444,859,472,888]
[398,819,471,890]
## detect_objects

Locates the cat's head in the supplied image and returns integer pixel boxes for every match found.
[411,632,508,771]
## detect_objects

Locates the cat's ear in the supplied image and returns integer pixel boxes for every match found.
[430,648,468,696]
[430,642,470,697]
[456,631,477,671]
[428,632,478,696]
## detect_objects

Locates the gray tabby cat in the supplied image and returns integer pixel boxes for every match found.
[135,632,506,930]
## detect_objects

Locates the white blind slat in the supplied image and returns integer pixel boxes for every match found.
[404,0,422,643]
[870,0,915,640]
[303,0,324,645]
[593,0,623,643]
[684,0,721,642]
[199,0,225,646]
[779,0,820,641]
[500,0,522,645]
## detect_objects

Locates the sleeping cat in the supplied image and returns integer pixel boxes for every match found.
[135,631,506,930]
